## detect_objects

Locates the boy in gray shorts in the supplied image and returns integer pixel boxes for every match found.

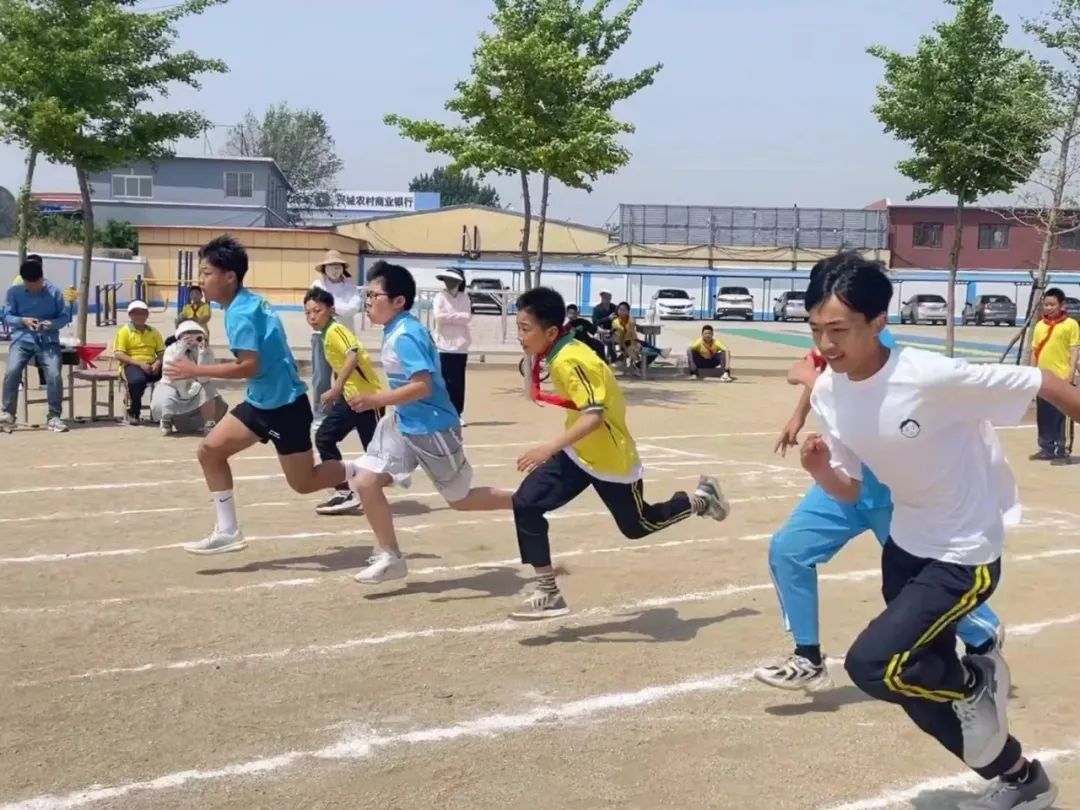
[346,261,514,583]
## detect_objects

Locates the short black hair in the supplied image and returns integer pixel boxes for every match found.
[701,324,714,333]
[304,286,335,308]
[566,303,579,312]
[189,284,202,293]
[19,259,43,282]
[367,260,416,310]
[1045,287,1066,303]
[26,253,42,265]
[805,251,892,321]
[517,286,565,330]
[199,235,248,283]
[617,300,631,311]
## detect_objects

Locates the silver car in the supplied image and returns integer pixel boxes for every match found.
[900,293,949,325]
[772,290,808,322]
[961,295,1016,326]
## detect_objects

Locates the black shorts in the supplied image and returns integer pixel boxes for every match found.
[231,395,313,455]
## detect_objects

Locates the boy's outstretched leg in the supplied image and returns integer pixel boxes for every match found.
[590,474,729,541]
[186,414,257,554]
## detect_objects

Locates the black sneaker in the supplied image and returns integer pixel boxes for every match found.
[958,759,1058,809]
[509,589,571,620]
[1028,449,1054,461]
[315,490,362,515]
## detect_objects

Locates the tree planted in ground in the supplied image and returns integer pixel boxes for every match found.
[868,0,1053,356]
[409,166,501,208]
[386,0,660,288]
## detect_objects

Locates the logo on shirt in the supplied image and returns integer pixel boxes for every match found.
[899,418,921,439]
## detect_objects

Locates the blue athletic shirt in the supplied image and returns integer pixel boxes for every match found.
[225,287,306,410]
[381,311,459,434]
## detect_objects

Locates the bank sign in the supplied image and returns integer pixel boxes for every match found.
[332,191,416,212]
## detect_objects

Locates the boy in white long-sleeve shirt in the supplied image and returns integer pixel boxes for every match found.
[311,250,362,425]
[433,268,473,422]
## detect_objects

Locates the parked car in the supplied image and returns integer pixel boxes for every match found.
[900,293,949,325]
[772,290,808,322]
[467,277,508,314]
[715,286,755,320]
[1064,297,1080,321]
[961,294,1016,326]
[650,288,696,320]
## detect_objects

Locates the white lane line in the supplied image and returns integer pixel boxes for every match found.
[3,608,1071,810]
[0,502,291,526]
[821,744,1079,810]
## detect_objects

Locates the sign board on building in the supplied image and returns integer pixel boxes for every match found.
[332,191,416,212]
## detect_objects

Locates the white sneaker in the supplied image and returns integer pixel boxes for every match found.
[354,551,407,584]
[315,490,362,515]
[184,528,247,556]
[0,412,14,427]
[510,588,571,620]
[46,416,69,433]
[953,655,1010,769]
[754,653,833,692]
[159,417,173,436]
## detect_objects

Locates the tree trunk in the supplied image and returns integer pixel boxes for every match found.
[536,173,551,287]
[519,170,533,290]
[75,165,95,345]
[945,196,965,357]
[16,147,37,265]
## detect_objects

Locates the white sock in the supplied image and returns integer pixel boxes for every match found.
[212,490,239,534]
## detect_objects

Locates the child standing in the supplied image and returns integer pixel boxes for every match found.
[303,286,385,515]
[510,287,730,619]
[347,261,514,584]
[1029,287,1079,463]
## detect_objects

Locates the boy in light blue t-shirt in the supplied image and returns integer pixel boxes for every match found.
[345,260,514,585]
[165,235,350,555]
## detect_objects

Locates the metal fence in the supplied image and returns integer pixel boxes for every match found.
[617,205,888,250]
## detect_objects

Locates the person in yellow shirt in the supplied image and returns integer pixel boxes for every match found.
[1030,287,1080,463]
[175,285,212,338]
[687,324,734,381]
[304,286,385,514]
[113,300,166,425]
[510,286,731,619]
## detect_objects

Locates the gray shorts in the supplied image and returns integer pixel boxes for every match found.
[356,410,473,502]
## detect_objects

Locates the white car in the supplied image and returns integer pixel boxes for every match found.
[650,288,696,320]
[715,286,755,321]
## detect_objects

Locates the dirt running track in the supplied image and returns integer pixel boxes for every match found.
[2,336,1078,809]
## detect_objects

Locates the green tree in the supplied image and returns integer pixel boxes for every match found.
[227,103,343,214]
[409,166,501,207]
[386,0,660,288]
[0,0,227,342]
[868,0,1053,356]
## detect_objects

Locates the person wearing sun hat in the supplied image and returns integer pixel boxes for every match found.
[310,249,361,425]
[433,267,472,422]
[152,320,227,436]
[113,300,166,425]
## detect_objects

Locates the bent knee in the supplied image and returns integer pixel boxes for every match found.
[614,520,650,540]
[843,639,889,690]
[196,439,220,465]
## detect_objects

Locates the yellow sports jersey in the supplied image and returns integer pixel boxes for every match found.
[179,301,212,336]
[690,337,726,359]
[114,323,165,366]
[1033,316,1080,380]
[322,320,383,399]
[548,337,642,482]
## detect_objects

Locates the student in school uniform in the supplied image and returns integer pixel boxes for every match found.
[686,324,733,381]
[175,285,213,338]
[1029,287,1079,464]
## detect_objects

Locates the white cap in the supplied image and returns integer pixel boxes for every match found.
[175,320,205,339]
[127,300,149,313]
[599,289,612,296]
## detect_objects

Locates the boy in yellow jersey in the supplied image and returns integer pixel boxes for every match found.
[511,287,731,619]
[687,324,733,381]
[1030,287,1080,464]
[176,285,212,338]
[304,287,385,514]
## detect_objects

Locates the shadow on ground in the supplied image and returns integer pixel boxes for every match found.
[763,685,876,716]
[364,566,531,603]
[518,606,759,647]
[196,545,440,576]
[909,788,982,808]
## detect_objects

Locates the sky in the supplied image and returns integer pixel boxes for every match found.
[0,0,1061,228]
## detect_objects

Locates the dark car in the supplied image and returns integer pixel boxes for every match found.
[467,278,508,315]
[961,294,1017,326]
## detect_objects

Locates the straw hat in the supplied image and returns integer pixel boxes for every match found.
[315,249,351,278]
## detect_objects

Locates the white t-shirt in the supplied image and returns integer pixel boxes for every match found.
[811,347,1042,565]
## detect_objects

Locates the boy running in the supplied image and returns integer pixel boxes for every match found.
[347,261,514,584]
[510,287,730,619]
[304,286,385,516]
[1029,287,1079,463]
[166,236,349,554]
[801,252,1072,809]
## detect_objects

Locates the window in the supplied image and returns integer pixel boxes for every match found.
[224,171,254,198]
[912,222,943,248]
[1058,230,1080,251]
[111,175,153,199]
[978,223,1009,250]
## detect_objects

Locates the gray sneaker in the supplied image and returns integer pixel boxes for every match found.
[959,760,1058,810]
[694,475,731,521]
[46,416,68,433]
[0,412,15,429]
[952,654,1010,769]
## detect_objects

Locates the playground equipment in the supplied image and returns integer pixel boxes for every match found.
[94,282,122,327]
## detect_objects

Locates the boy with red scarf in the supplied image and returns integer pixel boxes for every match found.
[511,286,730,619]
[1030,288,1079,464]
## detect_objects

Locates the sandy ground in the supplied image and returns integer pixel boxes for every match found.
[1,326,1078,810]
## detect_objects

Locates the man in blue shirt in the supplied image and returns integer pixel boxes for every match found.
[165,235,349,555]
[1,259,70,432]
[345,260,513,584]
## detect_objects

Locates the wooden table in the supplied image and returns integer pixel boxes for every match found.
[637,323,663,379]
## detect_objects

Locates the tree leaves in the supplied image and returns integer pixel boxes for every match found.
[409,167,502,207]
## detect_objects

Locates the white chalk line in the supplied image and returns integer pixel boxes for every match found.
[821,743,1079,810]
[0,501,292,526]
[16,546,1080,687]
[3,603,1072,810]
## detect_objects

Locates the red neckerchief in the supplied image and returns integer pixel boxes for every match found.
[807,349,827,372]
[530,329,579,411]
[1034,311,1068,364]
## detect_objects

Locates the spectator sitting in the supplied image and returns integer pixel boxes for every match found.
[0,258,71,432]
[175,284,212,338]
[565,304,607,364]
[151,321,227,436]
[687,324,733,381]
[114,301,165,425]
